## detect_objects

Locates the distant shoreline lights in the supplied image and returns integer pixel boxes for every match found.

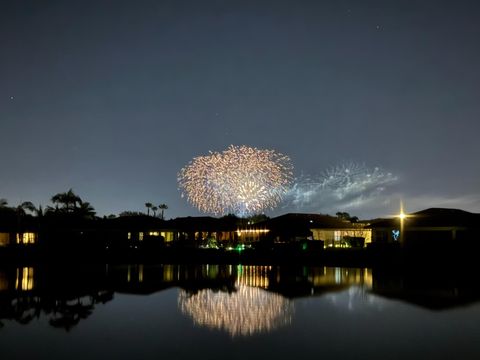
[178,145,294,216]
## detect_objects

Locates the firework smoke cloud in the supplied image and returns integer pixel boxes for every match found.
[285,162,398,213]
[178,145,294,216]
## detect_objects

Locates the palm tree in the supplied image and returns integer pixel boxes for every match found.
[158,204,168,220]
[45,205,59,215]
[151,206,158,217]
[77,202,96,219]
[119,211,144,217]
[48,190,96,219]
[15,201,37,234]
[145,202,153,216]
[51,189,82,212]
[35,205,44,217]
[18,201,36,215]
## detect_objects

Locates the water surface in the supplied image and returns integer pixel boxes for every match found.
[1,264,480,360]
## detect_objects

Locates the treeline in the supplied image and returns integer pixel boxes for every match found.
[0,189,169,220]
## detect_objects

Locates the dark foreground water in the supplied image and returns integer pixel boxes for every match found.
[1,264,480,360]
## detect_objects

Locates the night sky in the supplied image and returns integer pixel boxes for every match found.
[1,0,479,219]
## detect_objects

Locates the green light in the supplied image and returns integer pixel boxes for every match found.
[235,244,245,252]
[302,243,308,251]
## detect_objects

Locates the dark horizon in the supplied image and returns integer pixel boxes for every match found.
[1,189,480,221]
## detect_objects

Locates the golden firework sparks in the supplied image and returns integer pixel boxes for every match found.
[178,284,294,337]
[178,145,294,215]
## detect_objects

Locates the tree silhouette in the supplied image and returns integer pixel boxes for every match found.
[247,214,269,224]
[45,205,59,215]
[336,212,359,223]
[35,205,44,217]
[119,211,144,217]
[14,202,37,233]
[152,206,158,217]
[77,202,96,219]
[145,202,152,216]
[159,204,168,220]
[51,189,82,213]
[17,201,36,215]
[0,199,8,208]
[47,190,96,219]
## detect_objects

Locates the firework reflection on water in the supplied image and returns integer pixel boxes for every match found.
[178,283,294,337]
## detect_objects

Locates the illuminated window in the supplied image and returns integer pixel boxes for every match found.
[127,232,131,240]
[139,232,144,241]
[16,233,36,245]
[149,231,160,236]
[15,267,34,291]
[334,231,341,241]
[161,232,174,242]
[0,233,9,247]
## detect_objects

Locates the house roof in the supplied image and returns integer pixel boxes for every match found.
[169,216,239,232]
[263,213,357,234]
[170,216,219,231]
[368,208,480,229]
[103,215,168,230]
[0,208,38,231]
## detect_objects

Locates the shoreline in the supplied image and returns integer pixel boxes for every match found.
[1,245,477,270]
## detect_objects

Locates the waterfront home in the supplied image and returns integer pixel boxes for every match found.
[105,213,373,249]
[0,210,38,247]
[262,213,372,248]
[170,216,238,243]
[103,215,175,249]
[0,230,39,248]
[368,208,480,247]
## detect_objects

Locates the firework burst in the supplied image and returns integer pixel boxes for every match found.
[285,162,398,211]
[178,145,294,215]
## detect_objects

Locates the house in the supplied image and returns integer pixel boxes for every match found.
[170,216,238,243]
[368,208,480,247]
[101,213,374,250]
[0,230,39,250]
[0,208,38,247]
[103,215,176,249]
[167,213,372,248]
[128,213,373,249]
[261,213,372,248]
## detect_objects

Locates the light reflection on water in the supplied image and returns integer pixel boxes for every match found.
[0,265,375,335]
[177,265,373,336]
[179,283,294,336]
[1,264,480,360]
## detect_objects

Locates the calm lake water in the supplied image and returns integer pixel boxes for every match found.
[1,264,480,360]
